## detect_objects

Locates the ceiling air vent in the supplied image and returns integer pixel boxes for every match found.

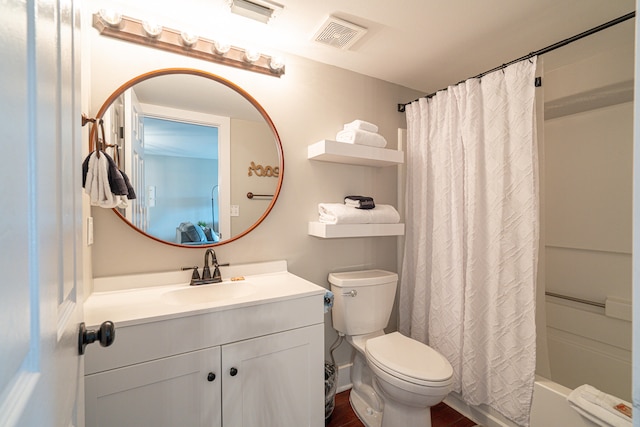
[313,16,367,50]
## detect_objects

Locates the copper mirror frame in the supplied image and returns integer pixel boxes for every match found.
[91,68,284,248]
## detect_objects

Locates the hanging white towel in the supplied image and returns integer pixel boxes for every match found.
[343,119,378,133]
[84,152,128,208]
[567,384,632,427]
[318,203,400,224]
[336,129,388,148]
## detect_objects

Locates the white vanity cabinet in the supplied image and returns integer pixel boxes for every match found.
[85,346,222,427]
[84,266,325,427]
[221,325,323,426]
[85,324,322,427]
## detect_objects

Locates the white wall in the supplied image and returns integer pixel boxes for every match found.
[82,4,420,365]
[230,118,279,236]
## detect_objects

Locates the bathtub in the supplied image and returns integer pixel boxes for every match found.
[444,376,598,427]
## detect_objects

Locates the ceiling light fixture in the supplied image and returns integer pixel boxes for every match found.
[228,0,284,24]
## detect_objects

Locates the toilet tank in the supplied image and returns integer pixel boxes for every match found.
[329,270,398,336]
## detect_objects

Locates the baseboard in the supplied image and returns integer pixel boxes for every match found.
[336,362,352,393]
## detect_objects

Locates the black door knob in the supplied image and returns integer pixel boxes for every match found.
[230,367,238,376]
[78,321,116,355]
[207,372,216,382]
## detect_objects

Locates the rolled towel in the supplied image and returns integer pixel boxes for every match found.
[318,203,400,225]
[345,195,375,209]
[567,384,632,427]
[336,129,387,148]
[344,119,378,133]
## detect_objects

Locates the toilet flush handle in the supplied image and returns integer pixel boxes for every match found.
[343,290,357,297]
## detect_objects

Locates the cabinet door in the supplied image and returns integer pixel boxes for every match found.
[85,346,221,427]
[222,324,324,427]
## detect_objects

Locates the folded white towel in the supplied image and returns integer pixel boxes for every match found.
[567,384,632,427]
[318,203,400,225]
[344,119,378,133]
[336,129,388,148]
[84,152,128,209]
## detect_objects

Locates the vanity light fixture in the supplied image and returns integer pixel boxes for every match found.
[92,13,285,77]
[98,9,122,27]
[142,20,163,38]
[180,31,199,47]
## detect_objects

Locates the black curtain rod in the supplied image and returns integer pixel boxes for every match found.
[397,11,636,112]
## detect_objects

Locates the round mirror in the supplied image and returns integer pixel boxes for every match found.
[93,68,284,247]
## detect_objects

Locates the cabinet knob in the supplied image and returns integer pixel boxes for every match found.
[207,372,216,382]
[78,321,116,355]
[230,367,238,376]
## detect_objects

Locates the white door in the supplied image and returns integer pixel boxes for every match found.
[0,1,84,426]
[123,90,148,230]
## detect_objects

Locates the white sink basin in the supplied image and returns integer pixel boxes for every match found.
[162,281,255,305]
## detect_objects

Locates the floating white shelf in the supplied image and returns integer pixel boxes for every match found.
[308,222,405,238]
[307,140,404,167]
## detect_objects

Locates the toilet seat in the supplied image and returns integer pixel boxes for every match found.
[365,332,453,387]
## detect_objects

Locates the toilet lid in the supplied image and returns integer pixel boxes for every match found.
[365,332,453,385]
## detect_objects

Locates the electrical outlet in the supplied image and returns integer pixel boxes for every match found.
[230,205,240,217]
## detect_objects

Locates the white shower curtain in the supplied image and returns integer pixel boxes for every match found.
[399,58,538,427]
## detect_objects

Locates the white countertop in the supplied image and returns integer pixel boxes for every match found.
[85,260,326,328]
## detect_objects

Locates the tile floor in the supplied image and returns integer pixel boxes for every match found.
[326,390,477,427]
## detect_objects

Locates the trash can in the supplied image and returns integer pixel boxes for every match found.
[325,362,337,421]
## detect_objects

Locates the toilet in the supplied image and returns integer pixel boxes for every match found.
[329,269,453,427]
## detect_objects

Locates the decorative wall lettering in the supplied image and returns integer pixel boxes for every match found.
[248,161,279,177]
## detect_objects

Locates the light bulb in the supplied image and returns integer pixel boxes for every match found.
[180,31,199,47]
[212,39,231,55]
[269,55,285,72]
[244,48,261,63]
[98,9,122,27]
[142,20,163,38]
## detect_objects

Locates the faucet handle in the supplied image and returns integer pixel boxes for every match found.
[212,265,222,282]
[212,263,229,282]
[182,266,200,280]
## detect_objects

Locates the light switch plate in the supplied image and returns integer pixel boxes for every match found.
[230,205,240,216]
